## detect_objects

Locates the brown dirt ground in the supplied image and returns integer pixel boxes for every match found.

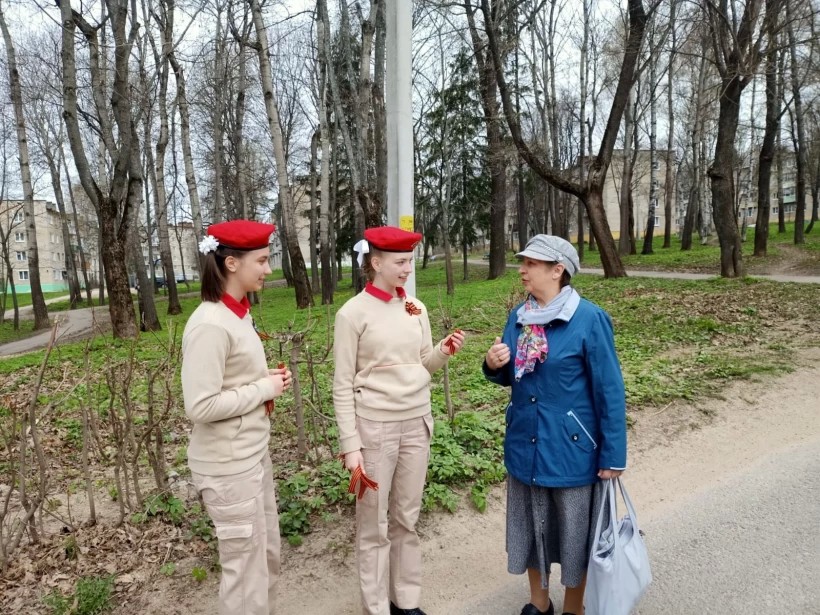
[4,345,818,615]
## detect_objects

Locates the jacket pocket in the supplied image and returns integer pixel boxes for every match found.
[564,410,597,452]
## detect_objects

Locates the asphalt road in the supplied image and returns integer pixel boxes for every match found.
[463,438,820,615]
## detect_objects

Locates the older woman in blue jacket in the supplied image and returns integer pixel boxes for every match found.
[483,235,626,615]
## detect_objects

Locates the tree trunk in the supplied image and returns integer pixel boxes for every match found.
[754,24,780,256]
[705,0,770,277]
[620,90,636,255]
[59,140,92,303]
[309,131,320,291]
[33,116,82,307]
[317,0,333,304]
[60,0,138,338]
[663,2,676,250]
[709,76,745,277]
[0,3,49,330]
[786,3,806,244]
[464,1,506,280]
[682,50,707,251]
[249,0,312,308]
[168,49,204,273]
[212,8,226,223]
[642,36,658,256]
[146,6,181,314]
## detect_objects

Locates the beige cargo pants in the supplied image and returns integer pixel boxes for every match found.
[356,413,434,615]
[191,453,280,615]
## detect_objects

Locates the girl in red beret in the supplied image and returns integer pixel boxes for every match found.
[333,226,465,615]
[181,219,292,615]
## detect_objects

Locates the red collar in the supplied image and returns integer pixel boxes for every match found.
[221,293,251,318]
[365,282,406,303]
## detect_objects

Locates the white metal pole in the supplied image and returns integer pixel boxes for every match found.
[386,0,415,296]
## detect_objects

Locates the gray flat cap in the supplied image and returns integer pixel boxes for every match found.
[516,234,581,277]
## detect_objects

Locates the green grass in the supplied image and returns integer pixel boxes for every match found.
[0,290,68,309]
[576,222,820,273]
[2,260,819,537]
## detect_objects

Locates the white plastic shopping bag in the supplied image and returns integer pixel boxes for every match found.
[585,478,652,615]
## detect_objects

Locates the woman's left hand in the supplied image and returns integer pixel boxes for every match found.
[598,469,623,480]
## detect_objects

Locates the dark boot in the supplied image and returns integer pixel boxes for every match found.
[520,600,554,615]
[389,602,427,615]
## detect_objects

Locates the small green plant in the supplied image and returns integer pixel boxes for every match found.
[186,503,215,543]
[139,493,186,525]
[44,575,114,615]
[191,566,207,583]
[287,534,303,547]
[63,535,79,561]
[159,562,176,576]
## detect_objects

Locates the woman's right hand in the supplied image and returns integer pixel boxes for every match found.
[344,450,364,473]
[486,336,510,370]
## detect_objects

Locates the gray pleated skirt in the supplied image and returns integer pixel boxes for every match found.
[506,475,605,589]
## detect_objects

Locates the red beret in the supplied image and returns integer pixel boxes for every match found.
[364,226,422,252]
[206,220,276,251]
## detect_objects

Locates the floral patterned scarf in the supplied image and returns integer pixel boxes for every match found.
[514,287,577,381]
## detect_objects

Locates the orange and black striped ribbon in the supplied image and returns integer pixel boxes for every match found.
[348,466,379,500]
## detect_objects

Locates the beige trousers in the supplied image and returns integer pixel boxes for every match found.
[191,453,280,615]
[356,413,434,615]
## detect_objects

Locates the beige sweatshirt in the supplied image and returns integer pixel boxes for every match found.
[181,300,276,476]
[333,288,449,454]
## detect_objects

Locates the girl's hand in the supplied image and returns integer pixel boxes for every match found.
[598,469,624,480]
[486,336,510,370]
[441,329,465,355]
[267,366,291,397]
[344,450,364,473]
[267,372,285,398]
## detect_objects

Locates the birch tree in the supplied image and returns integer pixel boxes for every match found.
[0,1,49,330]
[249,0,312,308]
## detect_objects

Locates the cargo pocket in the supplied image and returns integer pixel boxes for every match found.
[207,497,257,555]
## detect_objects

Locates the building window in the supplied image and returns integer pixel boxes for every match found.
[16,251,27,261]
[15,232,25,242]
[654,216,660,227]
[773,207,779,214]
[13,211,24,223]
[18,270,29,281]
[783,186,795,197]
[54,270,63,281]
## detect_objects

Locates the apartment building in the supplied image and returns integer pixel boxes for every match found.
[1,199,79,293]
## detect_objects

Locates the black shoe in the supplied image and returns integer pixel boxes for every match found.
[389,602,427,615]
[520,601,554,615]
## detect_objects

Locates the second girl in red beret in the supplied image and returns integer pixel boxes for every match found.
[333,226,465,615]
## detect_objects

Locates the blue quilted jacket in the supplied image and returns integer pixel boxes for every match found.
[484,297,627,488]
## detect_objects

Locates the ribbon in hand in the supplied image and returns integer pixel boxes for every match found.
[265,362,286,417]
[348,466,379,500]
[444,328,464,355]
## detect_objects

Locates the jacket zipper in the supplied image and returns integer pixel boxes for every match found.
[567,411,597,449]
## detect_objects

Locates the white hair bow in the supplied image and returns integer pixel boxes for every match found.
[198,235,219,255]
[353,239,370,267]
